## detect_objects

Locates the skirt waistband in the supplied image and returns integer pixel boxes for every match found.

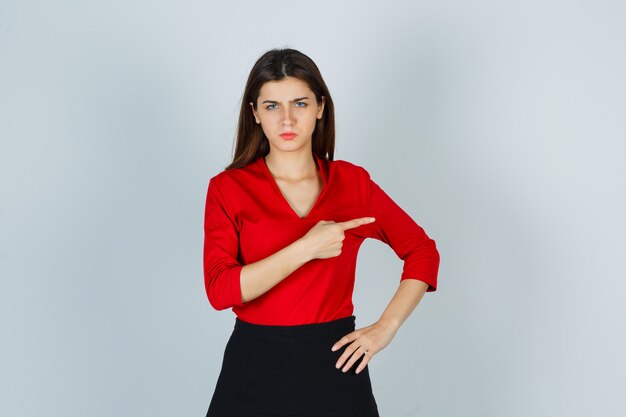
[234,315,356,336]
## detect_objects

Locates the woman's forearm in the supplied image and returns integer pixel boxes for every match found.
[377,279,429,332]
[240,238,312,304]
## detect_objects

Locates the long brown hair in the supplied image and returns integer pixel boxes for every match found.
[224,48,336,170]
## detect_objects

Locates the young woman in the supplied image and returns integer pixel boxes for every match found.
[203,48,440,417]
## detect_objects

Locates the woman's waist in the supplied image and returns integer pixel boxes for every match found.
[233,314,356,337]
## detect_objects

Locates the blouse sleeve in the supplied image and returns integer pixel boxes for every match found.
[365,172,440,292]
[203,177,245,310]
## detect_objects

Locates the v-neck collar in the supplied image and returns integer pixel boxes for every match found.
[259,152,328,220]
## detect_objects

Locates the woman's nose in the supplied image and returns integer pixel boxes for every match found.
[281,106,295,125]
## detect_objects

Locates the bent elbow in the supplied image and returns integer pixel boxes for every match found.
[206,286,231,311]
[400,237,440,291]
[204,263,244,311]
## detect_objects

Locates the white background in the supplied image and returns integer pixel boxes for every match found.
[1,1,624,416]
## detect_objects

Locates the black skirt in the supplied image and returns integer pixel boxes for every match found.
[206,315,380,417]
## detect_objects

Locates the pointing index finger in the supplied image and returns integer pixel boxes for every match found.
[339,217,376,230]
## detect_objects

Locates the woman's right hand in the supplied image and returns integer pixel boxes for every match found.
[300,217,376,260]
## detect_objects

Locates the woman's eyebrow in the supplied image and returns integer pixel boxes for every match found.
[261,96,310,104]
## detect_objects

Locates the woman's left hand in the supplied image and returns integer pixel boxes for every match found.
[331,319,399,374]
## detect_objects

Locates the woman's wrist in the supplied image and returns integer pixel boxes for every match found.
[290,237,314,264]
[377,317,401,333]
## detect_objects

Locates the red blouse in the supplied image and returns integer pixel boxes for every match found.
[203,152,440,325]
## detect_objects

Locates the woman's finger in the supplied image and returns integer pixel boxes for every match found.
[335,340,360,369]
[340,345,369,373]
[331,330,358,353]
[355,350,372,374]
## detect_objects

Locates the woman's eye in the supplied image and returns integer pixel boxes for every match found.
[266,102,306,110]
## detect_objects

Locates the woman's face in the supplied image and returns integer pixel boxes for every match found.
[250,76,325,153]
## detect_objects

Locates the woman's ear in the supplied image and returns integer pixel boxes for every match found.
[249,102,260,124]
[317,96,325,119]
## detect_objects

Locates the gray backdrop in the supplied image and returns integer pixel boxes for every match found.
[1,1,624,416]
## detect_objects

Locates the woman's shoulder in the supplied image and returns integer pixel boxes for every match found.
[208,156,265,188]
[330,157,372,180]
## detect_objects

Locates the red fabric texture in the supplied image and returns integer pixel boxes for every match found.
[203,152,440,325]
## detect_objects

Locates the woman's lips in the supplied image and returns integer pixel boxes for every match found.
[279,132,297,140]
